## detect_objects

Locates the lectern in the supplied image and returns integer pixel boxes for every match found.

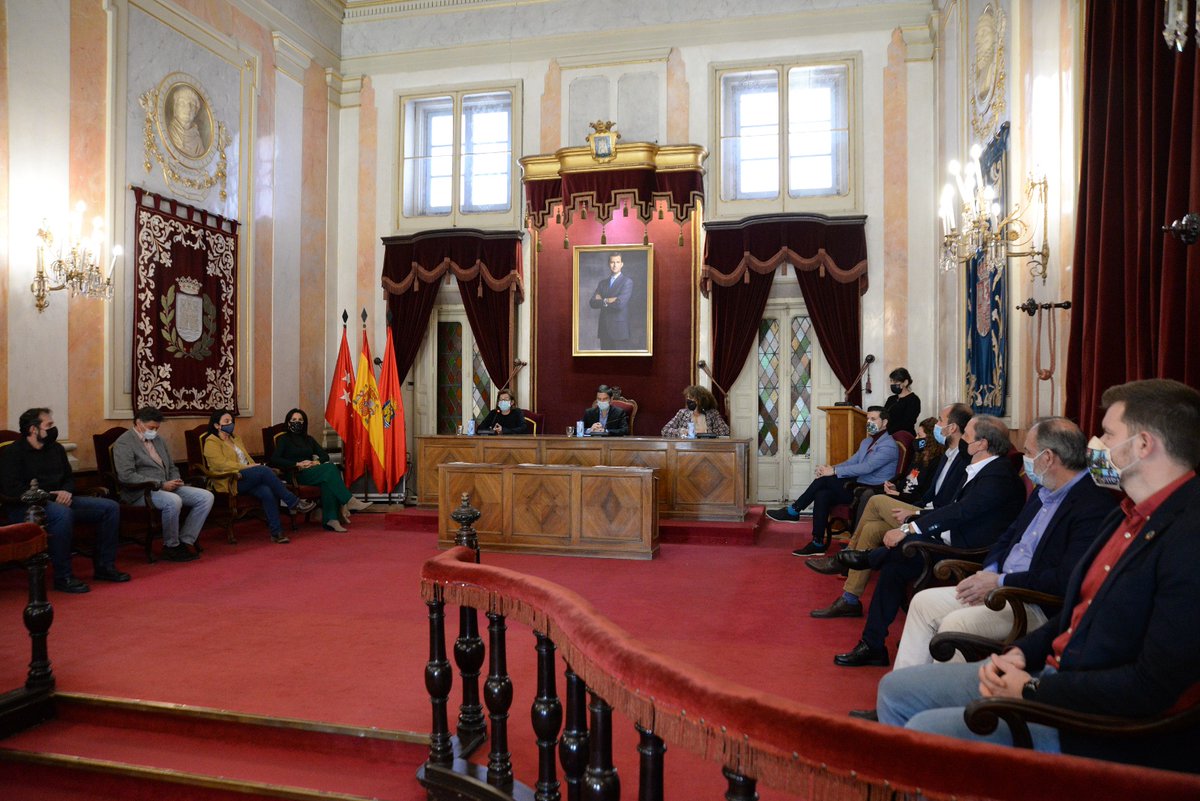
[818,406,867,465]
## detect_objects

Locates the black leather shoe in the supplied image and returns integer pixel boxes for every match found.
[834,640,889,667]
[791,539,827,556]
[835,548,873,571]
[53,577,90,594]
[162,544,199,562]
[810,597,863,618]
[93,567,131,583]
[805,556,847,575]
[849,709,879,721]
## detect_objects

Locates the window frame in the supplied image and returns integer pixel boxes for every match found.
[396,82,522,231]
[711,54,861,219]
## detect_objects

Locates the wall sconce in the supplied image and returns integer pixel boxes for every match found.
[1163,0,1200,50]
[32,201,120,313]
[938,145,1050,284]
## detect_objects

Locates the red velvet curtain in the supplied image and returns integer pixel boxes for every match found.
[525,168,704,228]
[381,229,523,386]
[1065,0,1200,433]
[703,214,869,407]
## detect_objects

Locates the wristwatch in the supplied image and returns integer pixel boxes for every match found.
[1022,677,1041,699]
[900,522,913,536]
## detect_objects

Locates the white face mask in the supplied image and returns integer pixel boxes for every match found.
[597,401,610,412]
[1022,449,1048,487]
[1087,434,1140,488]
[498,400,511,412]
[142,428,158,441]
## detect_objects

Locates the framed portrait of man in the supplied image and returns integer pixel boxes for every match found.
[572,244,653,356]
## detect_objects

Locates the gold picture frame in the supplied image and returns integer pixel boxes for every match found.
[572,244,653,356]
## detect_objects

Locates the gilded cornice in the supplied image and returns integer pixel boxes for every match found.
[520,143,707,182]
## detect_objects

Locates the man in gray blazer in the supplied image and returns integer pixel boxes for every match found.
[113,407,214,562]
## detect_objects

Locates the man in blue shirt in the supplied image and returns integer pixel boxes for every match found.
[767,406,899,556]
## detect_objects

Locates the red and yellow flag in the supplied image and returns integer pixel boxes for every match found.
[324,325,357,480]
[378,324,407,492]
[351,329,386,491]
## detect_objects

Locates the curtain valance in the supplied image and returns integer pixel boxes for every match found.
[380,229,524,301]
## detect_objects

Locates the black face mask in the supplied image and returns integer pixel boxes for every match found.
[40,426,59,446]
[890,383,902,395]
[685,400,697,412]
[915,437,927,451]
[288,421,305,434]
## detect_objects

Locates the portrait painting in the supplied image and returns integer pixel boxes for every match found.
[572,245,653,356]
[158,79,215,163]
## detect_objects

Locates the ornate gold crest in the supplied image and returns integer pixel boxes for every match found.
[586,120,621,163]
[139,72,231,201]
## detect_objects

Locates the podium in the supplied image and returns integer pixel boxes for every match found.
[818,405,867,465]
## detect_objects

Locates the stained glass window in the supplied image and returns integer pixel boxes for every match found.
[790,316,813,455]
[436,322,462,434]
[471,345,492,423]
[757,318,781,456]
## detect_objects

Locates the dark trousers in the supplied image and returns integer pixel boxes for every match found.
[789,474,855,543]
[861,543,927,650]
[237,465,298,536]
[9,495,120,580]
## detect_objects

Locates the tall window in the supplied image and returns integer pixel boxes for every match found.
[403,89,513,219]
[719,62,851,203]
[757,314,814,456]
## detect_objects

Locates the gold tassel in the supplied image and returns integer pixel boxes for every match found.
[536,236,542,253]
[581,206,587,220]
[556,211,561,224]
[658,206,664,220]
[623,203,629,217]
[678,223,685,247]
[564,234,569,249]
[601,228,607,245]
[643,229,649,246]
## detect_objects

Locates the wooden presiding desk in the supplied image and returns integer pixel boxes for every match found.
[438,462,658,559]
[417,435,750,522]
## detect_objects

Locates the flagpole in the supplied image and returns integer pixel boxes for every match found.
[361,308,370,506]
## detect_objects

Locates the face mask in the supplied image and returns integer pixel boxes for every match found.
[915,437,927,451]
[890,383,902,395]
[220,423,235,435]
[866,420,880,435]
[40,426,59,445]
[685,400,697,412]
[933,424,947,445]
[288,421,304,434]
[1087,434,1140,488]
[143,429,159,441]
[498,401,511,412]
[597,401,610,412]
[1022,449,1048,487]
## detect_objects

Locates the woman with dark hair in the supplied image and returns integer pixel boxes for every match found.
[270,408,371,532]
[883,367,921,435]
[881,416,944,505]
[661,385,731,438]
[479,389,530,435]
[202,409,315,543]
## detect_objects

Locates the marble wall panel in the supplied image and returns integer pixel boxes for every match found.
[616,71,660,143]
[568,75,609,146]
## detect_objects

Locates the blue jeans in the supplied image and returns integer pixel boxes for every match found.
[237,466,298,537]
[140,485,215,546]
[9,495,120,580]
[877,661,1062,752]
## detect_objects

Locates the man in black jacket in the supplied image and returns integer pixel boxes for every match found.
[876,379,1200,774]
[581,385,629,436]
[1,408,129,593]
[890,417,1117,669]
[833,415,1026,667]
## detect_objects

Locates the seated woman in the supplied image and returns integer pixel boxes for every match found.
[269,408,372,532]
[660,386,730,438]
[478,389,530,435]
[851,416,945,521]
[202,409,315,544]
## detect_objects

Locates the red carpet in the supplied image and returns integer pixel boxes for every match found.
[0,512,891,799]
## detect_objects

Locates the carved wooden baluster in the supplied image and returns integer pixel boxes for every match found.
[451,494,486,749]
[21,482,54,692]
[558,667,590,801]
[583,691,619,801]
[722,767,758,801]
[424,585,454,767]
[484,611,513,787]
[635,725,665,801]
[531,633,563,801]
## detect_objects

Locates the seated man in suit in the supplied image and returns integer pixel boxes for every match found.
[876,379,1200,774]
[582,384,629,436]
[807,403,973,619]
[0,407,129,593]
[888,416,1116,670]
[113,406,215,562]
[833,414,1025,667]
[767,406,899,556]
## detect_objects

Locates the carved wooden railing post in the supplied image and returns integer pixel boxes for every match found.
[20,482,53,692]
[583,691,619,801]
[722,767,758,801]
[531,633,563,801]
[558,667,589,801]
[424,585,454,767]
[484,611,513,788]
[451,494,486,751]
[635,725,665,801]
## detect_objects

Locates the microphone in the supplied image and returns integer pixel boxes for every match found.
[836,354,875,406]
[497,360,528,395]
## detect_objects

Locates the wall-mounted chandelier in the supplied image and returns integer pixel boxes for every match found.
[32,201,120,313]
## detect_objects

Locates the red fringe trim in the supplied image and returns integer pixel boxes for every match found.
[381,258,524,301]
[699,247,867,297]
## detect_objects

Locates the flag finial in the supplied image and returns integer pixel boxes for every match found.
[361,308,368,327]
[341,309,348,326]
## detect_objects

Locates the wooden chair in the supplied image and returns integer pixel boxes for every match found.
[964,695,1200,750]
[92,426,168,563]
[608,387,638,434]
[184,424,261,544]
[522,410,544,435]
[261,423,321,526]
[828,430,914,537]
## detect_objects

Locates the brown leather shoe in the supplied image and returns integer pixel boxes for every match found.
[805,556,847,575]
[810,597,863,618]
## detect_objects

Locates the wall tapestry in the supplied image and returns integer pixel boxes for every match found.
[132,187,238,416]
[965,123,1009,415]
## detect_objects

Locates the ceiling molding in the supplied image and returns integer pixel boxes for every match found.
[555,47,674,70]
[273,31,315,82]
[227,0,341,66]
[339,0,551,23]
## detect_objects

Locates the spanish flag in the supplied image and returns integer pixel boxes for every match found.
[351,328,386,491]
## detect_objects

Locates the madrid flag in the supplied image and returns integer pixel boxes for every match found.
[324,325,357,479]
[378,325,408,492]
[351,329,386,491]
